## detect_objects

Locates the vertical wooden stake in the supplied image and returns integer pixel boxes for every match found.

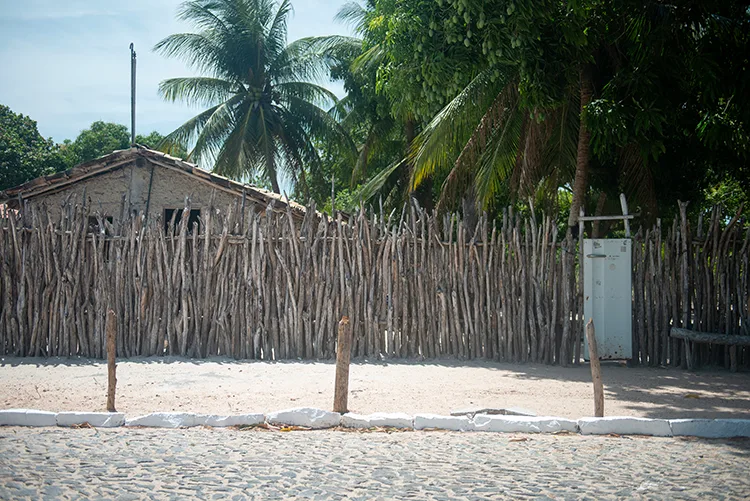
[333,316,352,413]
[586,319,604,417]
[106,309,117,412]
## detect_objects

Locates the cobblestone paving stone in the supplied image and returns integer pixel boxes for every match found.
[0,427,748,500]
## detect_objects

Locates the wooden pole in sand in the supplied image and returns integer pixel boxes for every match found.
[106,309,117,412]
[586,319,604,417]
[333,316,352,413]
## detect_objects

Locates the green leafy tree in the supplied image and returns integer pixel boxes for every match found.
[135,131,188,159]
[399,0,749,227]
[154,0,354,194]
[304,1,421,212]
[65,121,131,167]
[0,105,66,191]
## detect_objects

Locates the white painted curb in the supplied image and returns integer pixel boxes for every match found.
[2,408,749,438]
[578,416,673,436]
[196,414,265,427]
[670,419,750,438]
[472,415,578,433]
[414,414,471,431]
[0,409,57,427]
[57,412,125,428]
[266,408,341,429]
[342,412,414,429]
[125,412,198,428]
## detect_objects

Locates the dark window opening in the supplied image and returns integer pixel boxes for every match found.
[164,208,201,234]
[88,216,113,234]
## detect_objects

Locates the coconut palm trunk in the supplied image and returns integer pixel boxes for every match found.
[567,65,594,231]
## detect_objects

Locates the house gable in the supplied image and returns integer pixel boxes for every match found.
[0,146,308,223]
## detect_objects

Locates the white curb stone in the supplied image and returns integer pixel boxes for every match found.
[125,412,198,428]
[670,419,750,438]
[341,413,414,429]
[471,415,578,433]
[56,412,125,428]
[266,408,341,429]
[0,409,57,427]
[414,414,471,431]
[578,416,673,436]
[196,414,265,427]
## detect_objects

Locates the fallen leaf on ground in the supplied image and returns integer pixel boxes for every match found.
[279,425,311,432]
[234,423,280,432]
[683,393,701,399]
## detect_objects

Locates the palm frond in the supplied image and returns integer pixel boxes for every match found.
[265,0,293,63]
[189,93,247,165]
[152,33,224,76]
[350,44,386,75]
[351,116,396,186]
[160,102,227,161]
[356,158,404,205]
[212,98,259,179]
[410,67,518,191]
[283,94,356,157]
[273,36,362,84]
[618,142,658,219]
[335,1,369,34]
[470,101,526,210]
[177,0,232,34]
[275,81,339,108]
[158,77,238,107]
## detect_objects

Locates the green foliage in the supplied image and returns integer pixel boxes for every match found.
[0,105,67,191]
[154,0,356,194]
[135,131,188,159]
[703,177,749,218]
[135,131,165,149]
[393,0,749,221]
[65,121,130,166]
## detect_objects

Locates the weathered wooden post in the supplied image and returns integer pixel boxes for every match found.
[106,309,117,412]
[586,319,604,417]
[333,316,352,413]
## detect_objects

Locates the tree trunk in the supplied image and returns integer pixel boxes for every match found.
[403,117,427,207]
[270,176,281,195]
[591,192,607,238]
[267,154,281,194]
[567,65,594,230]
[462,185,478,233]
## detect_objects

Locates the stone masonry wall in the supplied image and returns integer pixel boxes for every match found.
[24,158,249,224]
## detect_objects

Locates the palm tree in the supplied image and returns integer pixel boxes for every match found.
[387,57,577,218]
[154,0,354,194]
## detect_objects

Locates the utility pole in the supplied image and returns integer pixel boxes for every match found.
[130,43,137,145]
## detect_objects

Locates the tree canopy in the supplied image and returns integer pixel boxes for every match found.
[2,0,747,223]
[319,0,749,225]
[0,105,66,191]
[61,121,130,167]
[154,0,356,194]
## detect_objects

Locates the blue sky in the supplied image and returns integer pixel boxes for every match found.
[0,0,352,145]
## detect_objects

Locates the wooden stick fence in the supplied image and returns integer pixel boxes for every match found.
[0,197,747,367]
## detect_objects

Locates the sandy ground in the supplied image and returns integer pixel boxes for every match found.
[1,356,749,419]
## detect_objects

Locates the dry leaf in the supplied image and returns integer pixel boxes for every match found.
[684,393,701,399]
[279,425,311,432]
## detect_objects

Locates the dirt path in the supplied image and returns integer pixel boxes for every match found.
[1,357,748,418]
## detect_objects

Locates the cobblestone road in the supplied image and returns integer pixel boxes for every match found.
[1,427,748,500]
